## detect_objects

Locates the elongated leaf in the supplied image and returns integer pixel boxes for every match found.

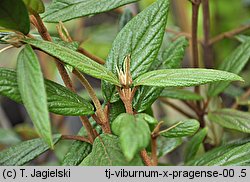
[109,100,126,123]
[119,9,133,31]
[162,36,189,69]
[0,68,94,116]
[0,0,30,34]
[80,134,143,166]
[160,89,202,100]
[0,134,61,166]
[62,141,92,166]
[133,37,188,112]
[187,139,250,166]
[208,41,250,96]
[42,0,138,23]
[23,0,45,14]
[22,38,119,85]
[0,129,20,145]
[102,0,169,101]
[208,109,250,134]
[134,69,243,87]
[133,86,163,112]
[112,113,151,161]
[32,34,80,51]
[157,137,182,157]
[160,119,200,138]
[184,128,208,163]
[17,45,52,147]
[62,126,93,166]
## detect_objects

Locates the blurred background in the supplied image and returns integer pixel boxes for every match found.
[1,0,250,165]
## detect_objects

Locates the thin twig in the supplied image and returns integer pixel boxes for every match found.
[79,116,97,143]
[140,150,153,166]
[209,24,250,45]
[29,14,75,92]
[29,13,95,142]
[165,28,192,40]
[62,135,91,143]
[78,47,105,65]
[202,0,213,68]
[151,121,164,166]
[160,98,196,119]
[73,69,111,133]
[151,137,158,166]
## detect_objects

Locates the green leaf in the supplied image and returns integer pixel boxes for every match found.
[208,41,250,96]
[0,0,30,34]
[0,129,21,145]
[235,35,250,43]
[162,36,189,69]
[32,34,80,51]
[42,0,138,23]
[119,9,133,31]
[134,69,243,87]
[160,119,200,138]
[23,0,45,14]
[0,68,94,116]
[208,109,250,134]
[187,139,250,166]
[17,45,53,147]
[133,37,188,112]
[109,100,126,123]
[184,128,208,163]
[157,137,182,157]
[112,113,151,161]
[62,141,92,166]
[0,134,61,166]
[160,89,203,100]
[133,86,163,112]
[102,0,169,101]
[22,38,119,85]
[80,134,143,166]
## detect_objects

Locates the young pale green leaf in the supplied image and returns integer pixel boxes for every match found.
[102,0,169,102]
[17,45,53,147]
[184,128,208,163]
[0,129,21,145]
[62,141,92,166]
[80,134,143,166]
[134,69,243,87]
[0,134,61,166]
[0,0,30,34]
[22,38,119,85]
[160,89,203,100]
[162,36,189,69]
[23,0,45,14]
[112,113,151,161]
[42,0,138,23]
[0,68,94,116]
[187,139,250,166]
[208,41,250,96]
[133,37,188,112]
[208,109,250,134]
[157,137,182,157]
[160,119,200,138]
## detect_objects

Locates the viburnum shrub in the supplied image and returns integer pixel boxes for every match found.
[0,0,249,166]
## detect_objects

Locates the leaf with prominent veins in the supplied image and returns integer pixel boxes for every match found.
[133,69,243,87]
